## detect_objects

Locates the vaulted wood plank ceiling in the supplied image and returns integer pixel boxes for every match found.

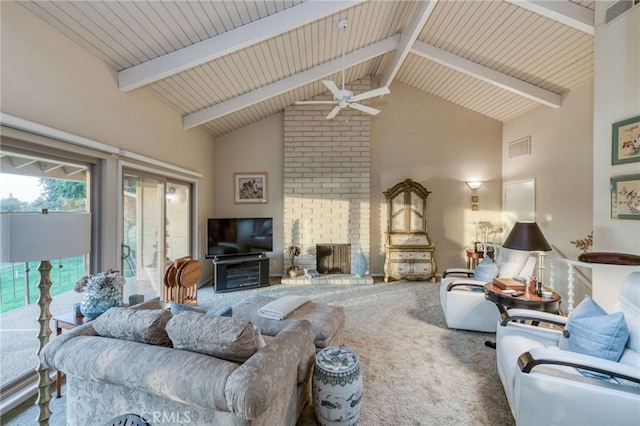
[20,0,595,137]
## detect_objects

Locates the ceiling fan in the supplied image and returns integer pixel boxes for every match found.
[295,19,390,120]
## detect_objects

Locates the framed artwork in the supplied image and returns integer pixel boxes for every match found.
[611,174,640,220]
[612,115,640,165]
[234,172,268,204]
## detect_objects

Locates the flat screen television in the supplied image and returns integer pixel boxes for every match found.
[206,217,273,258]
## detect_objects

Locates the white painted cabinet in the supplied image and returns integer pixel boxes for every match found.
[383,179,436,282]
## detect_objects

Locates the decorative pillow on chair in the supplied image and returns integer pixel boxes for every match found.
[495,248,531,278]
[559,296,630,378]
[473,256,499,282]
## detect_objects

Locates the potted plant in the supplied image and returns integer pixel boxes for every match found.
[286,245,301,278]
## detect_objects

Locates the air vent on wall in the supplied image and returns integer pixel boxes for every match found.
[508,136,531,159]
[606,0,638,23]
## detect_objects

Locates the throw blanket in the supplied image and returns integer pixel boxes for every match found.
[258,296,311,320]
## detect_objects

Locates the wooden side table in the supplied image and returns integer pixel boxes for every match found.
[52,312,93,398]
[465,249,484,269]
[483,283,561,315]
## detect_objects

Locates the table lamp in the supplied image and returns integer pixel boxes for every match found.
[0,210,91,425]
[502,221,551,296]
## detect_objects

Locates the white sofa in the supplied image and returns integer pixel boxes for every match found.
[495,271,640,426]
[42,304,316,426]
[439,248,536,332]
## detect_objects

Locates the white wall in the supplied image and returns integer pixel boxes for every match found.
[0,2,216,268]
[371,81,503,273]
[214,113,284,273]
[503,82,594,260]
[215,80,503,276]
[592,3,640,309]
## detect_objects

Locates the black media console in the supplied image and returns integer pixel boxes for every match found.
[211,253,269,292]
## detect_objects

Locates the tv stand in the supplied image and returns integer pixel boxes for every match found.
[212,253,269,292]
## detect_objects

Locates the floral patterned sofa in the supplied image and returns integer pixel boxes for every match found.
[41,301,316,426]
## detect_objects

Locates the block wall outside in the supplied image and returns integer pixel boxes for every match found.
[283,78,372,274]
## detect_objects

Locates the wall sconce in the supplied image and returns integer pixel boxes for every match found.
[466,181,483,190]
[466,181,483,210]
[166,185,176,202]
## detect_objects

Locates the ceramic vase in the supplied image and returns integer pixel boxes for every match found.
[80,288,121,319]
[287,266,299,278]
[313,347,363,426]
[352,248,367,278]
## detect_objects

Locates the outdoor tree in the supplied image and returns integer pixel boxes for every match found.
[0,193,31,212]
[35,177,86,211]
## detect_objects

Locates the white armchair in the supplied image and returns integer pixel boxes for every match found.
[439,248,536,332]
[496,271,640,426]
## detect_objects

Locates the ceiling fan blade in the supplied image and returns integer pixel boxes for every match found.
[349,102,380,116]
[350,87,391,102]
[322,80,342,98]
[326,105,343,120]
[295,100,336,105]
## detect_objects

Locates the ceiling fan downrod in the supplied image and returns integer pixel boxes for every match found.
[338,19,347,91]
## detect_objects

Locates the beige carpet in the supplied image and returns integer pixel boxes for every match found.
[5,281,514,425]
[198,281,515,426]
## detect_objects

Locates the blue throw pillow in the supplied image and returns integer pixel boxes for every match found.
[207,306,233,317]
[169,301,206,315]
[559,296,629,379]
[473,256,499,282]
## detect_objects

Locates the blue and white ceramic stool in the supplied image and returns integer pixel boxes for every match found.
[312,347,363,426]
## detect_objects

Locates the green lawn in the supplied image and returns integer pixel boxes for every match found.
[0,257,86,313]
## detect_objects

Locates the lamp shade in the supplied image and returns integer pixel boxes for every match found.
[0,212,91,262]
[503,221,551,252]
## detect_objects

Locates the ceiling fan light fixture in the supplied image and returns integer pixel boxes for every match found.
[294,19,391,120]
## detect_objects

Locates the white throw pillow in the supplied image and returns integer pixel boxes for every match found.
[496,248,531,278]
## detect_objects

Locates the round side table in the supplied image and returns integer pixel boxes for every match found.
[312,347,363,426]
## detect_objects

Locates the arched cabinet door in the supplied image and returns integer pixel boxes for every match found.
[383,179,436,282]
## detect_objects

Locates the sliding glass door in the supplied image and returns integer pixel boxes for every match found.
[121,172,192,302]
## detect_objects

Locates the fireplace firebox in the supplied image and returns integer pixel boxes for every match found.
[316,244,351,274]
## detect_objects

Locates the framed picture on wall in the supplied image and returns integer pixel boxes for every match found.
[234,172,268,204]
[611,174,640,220]
[612,115,640,165]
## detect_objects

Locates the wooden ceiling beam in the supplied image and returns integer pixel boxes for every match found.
[183,35,400,129]
[506,0,594,35]
[379,0,438,88]
[118,0,364,92]
[411,41,562,108]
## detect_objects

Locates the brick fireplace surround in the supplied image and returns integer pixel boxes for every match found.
[281,78,374,284]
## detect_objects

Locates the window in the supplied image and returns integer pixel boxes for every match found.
[0,147,93,391]
[0,119,199,412]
